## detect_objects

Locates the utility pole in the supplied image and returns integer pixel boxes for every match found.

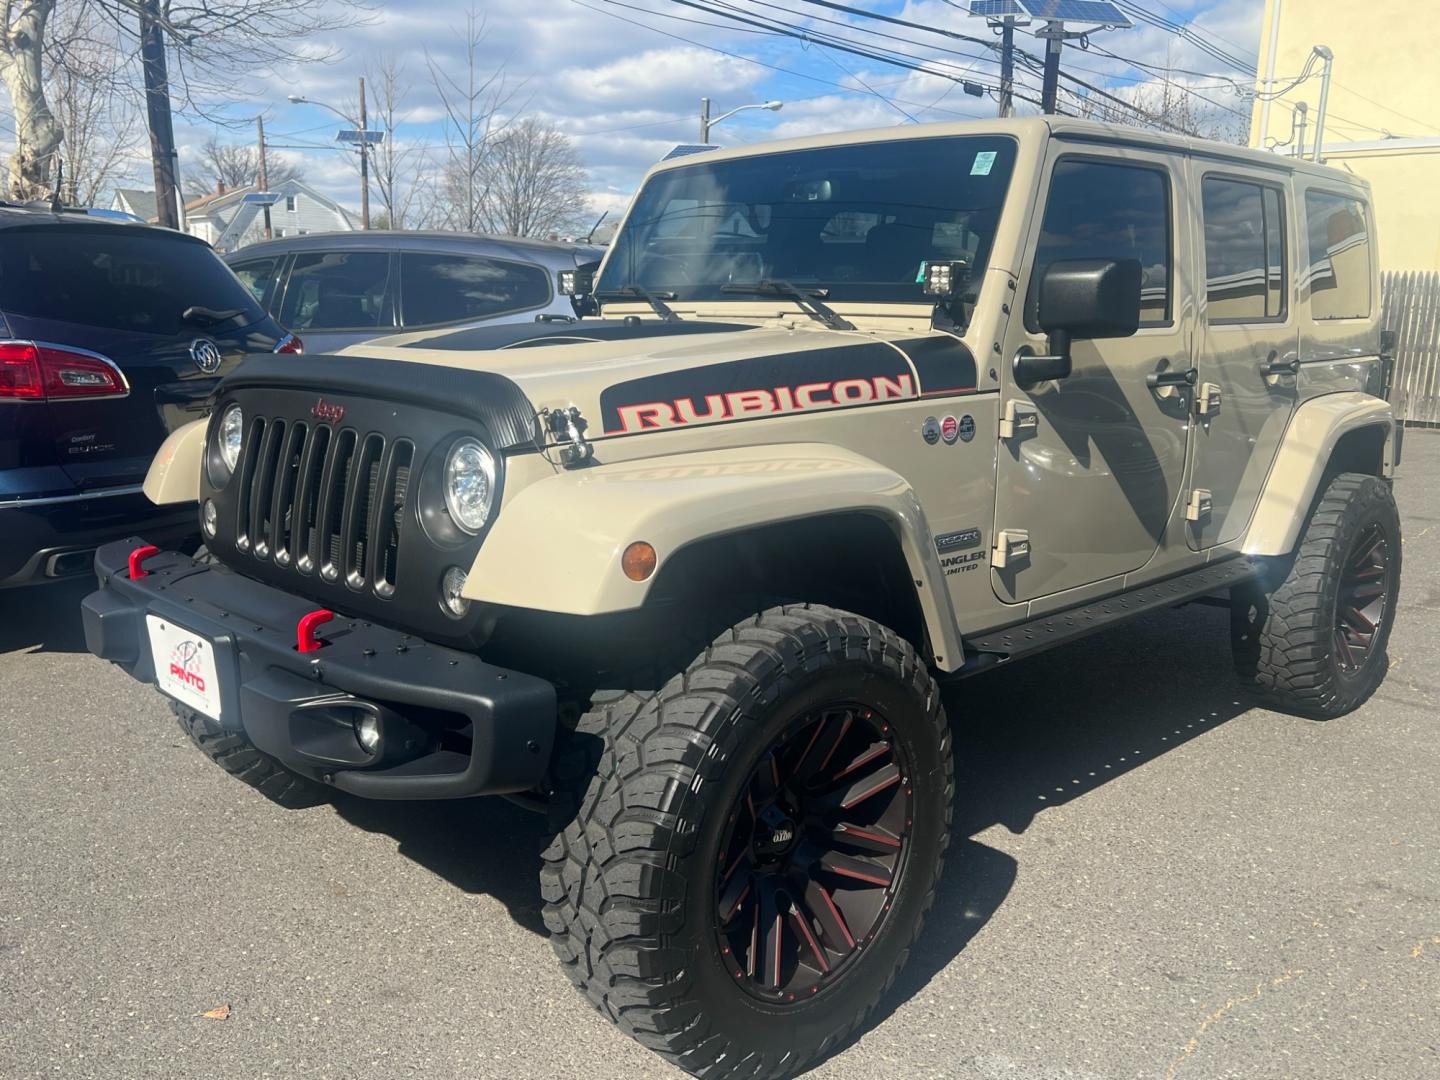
[1311,45,1334,162]
[699,97,711,143]
[997,17,1016,118]
[1039,20,1063,114]
[358,76,370,230]
[138,0,180,229]
[256,115,272,240]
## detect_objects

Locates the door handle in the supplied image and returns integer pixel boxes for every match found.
[1146,366,1197,389]
[1260,351,1301,377]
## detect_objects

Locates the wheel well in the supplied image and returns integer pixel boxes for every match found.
[1325,424,1387,482]
[648,513,930,656]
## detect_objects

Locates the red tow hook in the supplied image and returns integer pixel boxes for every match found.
[128,544,161,579]
[297,609,335,654]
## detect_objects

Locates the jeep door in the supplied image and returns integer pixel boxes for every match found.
[994,147,1195,605]
[1184,165,1299,548]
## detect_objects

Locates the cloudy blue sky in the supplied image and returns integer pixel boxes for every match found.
[169,0,1273,222]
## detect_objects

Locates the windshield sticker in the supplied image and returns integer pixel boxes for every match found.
[971,151,997,176]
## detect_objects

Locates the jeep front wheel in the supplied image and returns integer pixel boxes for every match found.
[1231,472,1402,719]
[541,604,953,1079]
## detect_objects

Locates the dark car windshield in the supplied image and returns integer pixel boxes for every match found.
[0,226,265,335]
[598,135,1018,305]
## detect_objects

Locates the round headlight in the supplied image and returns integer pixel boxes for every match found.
[219,404,244,472]
[443,438,495,534]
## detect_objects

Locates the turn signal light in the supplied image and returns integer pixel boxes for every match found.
[0,341,128,400]
[621,541,658,582]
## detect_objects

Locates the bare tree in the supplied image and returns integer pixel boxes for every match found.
[479,118,589,239]
[1069,47,1248,144]
[427,9,525,232]
[365,52,429,230]
[46,4,143,205]
[200,135,302,191]
[1,0,370,200]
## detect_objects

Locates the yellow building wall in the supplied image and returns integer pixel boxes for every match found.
[1252,0,1440,271]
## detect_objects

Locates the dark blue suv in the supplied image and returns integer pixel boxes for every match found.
[0,206,290,586]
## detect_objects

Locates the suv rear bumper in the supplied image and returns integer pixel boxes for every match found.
[82,538,557,799]
[0,489,196,587]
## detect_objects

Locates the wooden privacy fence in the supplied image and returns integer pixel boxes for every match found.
[1381,271,1440,425]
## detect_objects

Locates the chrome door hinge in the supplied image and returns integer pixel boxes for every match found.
[993,528,1031,569]
[1196,382,1223,416]
[999,400,1038,440]
[1185,488,1213,522]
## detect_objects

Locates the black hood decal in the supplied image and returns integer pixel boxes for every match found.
[400,319,760,352]
[596,334,977,436]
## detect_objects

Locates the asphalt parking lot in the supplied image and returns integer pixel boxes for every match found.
[2,436,1436,1080]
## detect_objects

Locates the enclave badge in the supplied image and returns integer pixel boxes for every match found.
[190,338,222,374]
[311,397,345,423]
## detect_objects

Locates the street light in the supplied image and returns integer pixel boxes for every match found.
[699,98,783,143]
[287,81,375,229]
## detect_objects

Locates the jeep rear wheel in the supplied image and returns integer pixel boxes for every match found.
[1231,472,1402,719]
[541,604,952,1079]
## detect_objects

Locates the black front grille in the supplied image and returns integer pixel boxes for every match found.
[235,417,413,598]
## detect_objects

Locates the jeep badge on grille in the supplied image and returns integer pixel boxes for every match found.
[311,397,345,423]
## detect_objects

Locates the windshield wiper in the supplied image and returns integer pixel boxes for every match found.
[182,304,244,326]
[593,284,681,323]
[720,281,855,331]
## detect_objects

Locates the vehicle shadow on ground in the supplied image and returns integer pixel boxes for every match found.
[322,603,1256,1002]
[862,602,1258,1043]
[0,577,94,655]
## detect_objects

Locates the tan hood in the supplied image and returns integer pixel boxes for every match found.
[338,320,978,440]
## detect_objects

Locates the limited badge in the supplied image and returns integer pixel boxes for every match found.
[940,415,960,444]
[958,414,976,442]
[921,416,941,445]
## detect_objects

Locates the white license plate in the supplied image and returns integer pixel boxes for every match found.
[146,615,222,720]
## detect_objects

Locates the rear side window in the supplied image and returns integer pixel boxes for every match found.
[1031,159,1172,326]
[280,251,392,331]
[1201,177,1287,323]
[398,253,551,326]
[1304,190,1372,319]
[229,257,281,308]
[0,227,264,335]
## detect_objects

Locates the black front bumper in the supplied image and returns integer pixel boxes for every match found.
[82,538,557,799]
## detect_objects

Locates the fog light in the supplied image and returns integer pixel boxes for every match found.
[202,498,218,537]
[441,565,470,617]
[355,714,381,753]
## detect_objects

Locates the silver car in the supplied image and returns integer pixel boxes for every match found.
[224,231,602,354]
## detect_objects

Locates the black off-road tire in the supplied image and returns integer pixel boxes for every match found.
[172,702,329,808]
[1231,472,1401,719]
[540,603,953,1079]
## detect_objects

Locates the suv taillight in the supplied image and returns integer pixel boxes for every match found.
[0,341,129,401]
[274,333,304,355]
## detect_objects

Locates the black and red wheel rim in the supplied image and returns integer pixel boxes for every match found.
[1335,522,1391,674]
[712,703,912,1004]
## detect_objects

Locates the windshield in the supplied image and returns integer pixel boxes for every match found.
[599,135,1018,306]
[0,226,265,335]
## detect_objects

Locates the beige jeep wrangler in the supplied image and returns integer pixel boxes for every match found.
[84,117,1402,1078]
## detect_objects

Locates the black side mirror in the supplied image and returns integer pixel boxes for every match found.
[1015,258,1143,390]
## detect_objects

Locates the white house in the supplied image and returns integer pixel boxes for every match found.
[182,178,356,250]
[112,179,355,249]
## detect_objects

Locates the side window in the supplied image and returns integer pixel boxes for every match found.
[1031,159,1172,326]
[1201,177,1286,322]
[228,257,279,307]
[280,251,392,331]
[398,253,551,326]
[284,195,297,213]
[1304,190,1372,319]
